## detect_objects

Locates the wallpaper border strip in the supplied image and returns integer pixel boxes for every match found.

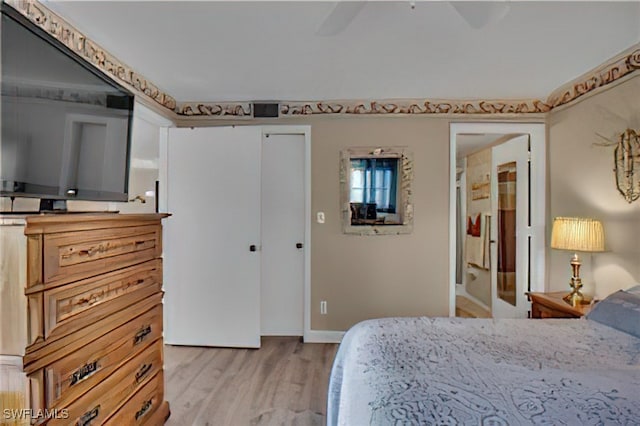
[7,0,640,119]
[4,0,178,113]
[547,45,640,109]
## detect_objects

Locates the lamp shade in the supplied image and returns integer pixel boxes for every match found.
[550,217,605,252]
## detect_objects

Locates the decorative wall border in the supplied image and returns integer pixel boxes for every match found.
[6,1,640,120]
[176,102,252,118]
[547,44,640,109]
[280,98,551,116]
[5,0,177,113]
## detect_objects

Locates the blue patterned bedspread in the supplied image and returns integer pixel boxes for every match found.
[327,317,640,425]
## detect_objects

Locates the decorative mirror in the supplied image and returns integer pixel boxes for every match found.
[340,147,413,235]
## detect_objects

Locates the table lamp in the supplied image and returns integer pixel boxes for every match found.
[550,217,605,307]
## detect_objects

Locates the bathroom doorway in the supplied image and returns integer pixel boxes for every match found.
[449,123,546,319]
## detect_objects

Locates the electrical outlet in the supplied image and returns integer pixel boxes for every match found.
[320,300,327,315]
[317,212,325,224]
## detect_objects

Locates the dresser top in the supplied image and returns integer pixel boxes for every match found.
[10,213,171,235]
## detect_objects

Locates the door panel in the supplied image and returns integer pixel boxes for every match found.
[491,135,530,318]
[261,133,305,335]
[165,126,261,348]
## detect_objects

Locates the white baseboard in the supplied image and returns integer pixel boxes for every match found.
[304,330,345,344]
[261,331,303,337]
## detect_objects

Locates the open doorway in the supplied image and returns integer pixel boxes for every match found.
[449,123,546,319]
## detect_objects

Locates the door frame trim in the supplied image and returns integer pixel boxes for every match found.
[261,126,312,341]
[449,122,546,317]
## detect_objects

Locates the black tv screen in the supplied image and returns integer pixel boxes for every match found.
[0,4,134,205]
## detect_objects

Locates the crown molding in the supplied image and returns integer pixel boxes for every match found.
[6,1,639,121]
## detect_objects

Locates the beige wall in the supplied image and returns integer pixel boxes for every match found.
[308,116,451,330]
[464,148,491,306]
[13,75,640,332]
[548,75,640,299]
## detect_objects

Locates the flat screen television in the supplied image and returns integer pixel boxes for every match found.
[0,4,134,211]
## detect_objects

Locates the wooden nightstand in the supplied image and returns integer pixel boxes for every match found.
[527,292,593,318]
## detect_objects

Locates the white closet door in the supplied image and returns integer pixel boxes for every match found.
[165,126,262,348]
[261,133,305,335]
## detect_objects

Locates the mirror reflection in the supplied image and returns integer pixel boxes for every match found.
[497,161,517,306]
[340,147,413,235]
[349,158,399,225]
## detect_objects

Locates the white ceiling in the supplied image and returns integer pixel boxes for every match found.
[44,1,640,103]
[457,133,506,160]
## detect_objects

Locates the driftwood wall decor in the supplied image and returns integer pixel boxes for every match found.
[596,129,640,203]
[613,129,640,203]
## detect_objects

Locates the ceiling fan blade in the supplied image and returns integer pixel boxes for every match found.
[316,1,366,36]
[451,1,510,29]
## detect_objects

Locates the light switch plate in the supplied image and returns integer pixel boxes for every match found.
[317,212,325,224]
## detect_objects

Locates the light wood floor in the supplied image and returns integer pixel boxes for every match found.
[164,337,338,426]
[455,295,492,318]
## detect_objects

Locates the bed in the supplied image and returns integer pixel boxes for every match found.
[327,287,640,425]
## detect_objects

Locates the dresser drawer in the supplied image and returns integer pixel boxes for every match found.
[42,304,163,409]
[531,302,576,319]
[35,259,163,344]
[104,370,164,426]
[25,293,162,369]
[49,342,163,426]
[43,225,162,286]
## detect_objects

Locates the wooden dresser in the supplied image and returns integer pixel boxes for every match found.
[0,213,170,425]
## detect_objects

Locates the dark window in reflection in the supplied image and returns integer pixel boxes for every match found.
[349,158,398,225]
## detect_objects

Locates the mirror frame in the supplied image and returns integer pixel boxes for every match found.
[340,147,414,235]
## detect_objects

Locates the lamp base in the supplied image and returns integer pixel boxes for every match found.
[562,254,591,307]
[563,290,589,307]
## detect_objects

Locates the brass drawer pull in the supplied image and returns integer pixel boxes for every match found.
[76,405,100,426]
[69,360,100,386]
[133,325,152,345]
[135,363,153,383]
[135,399,153,421]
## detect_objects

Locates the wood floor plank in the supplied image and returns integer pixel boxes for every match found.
[455,295,491,318]
[164,337,338,426]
